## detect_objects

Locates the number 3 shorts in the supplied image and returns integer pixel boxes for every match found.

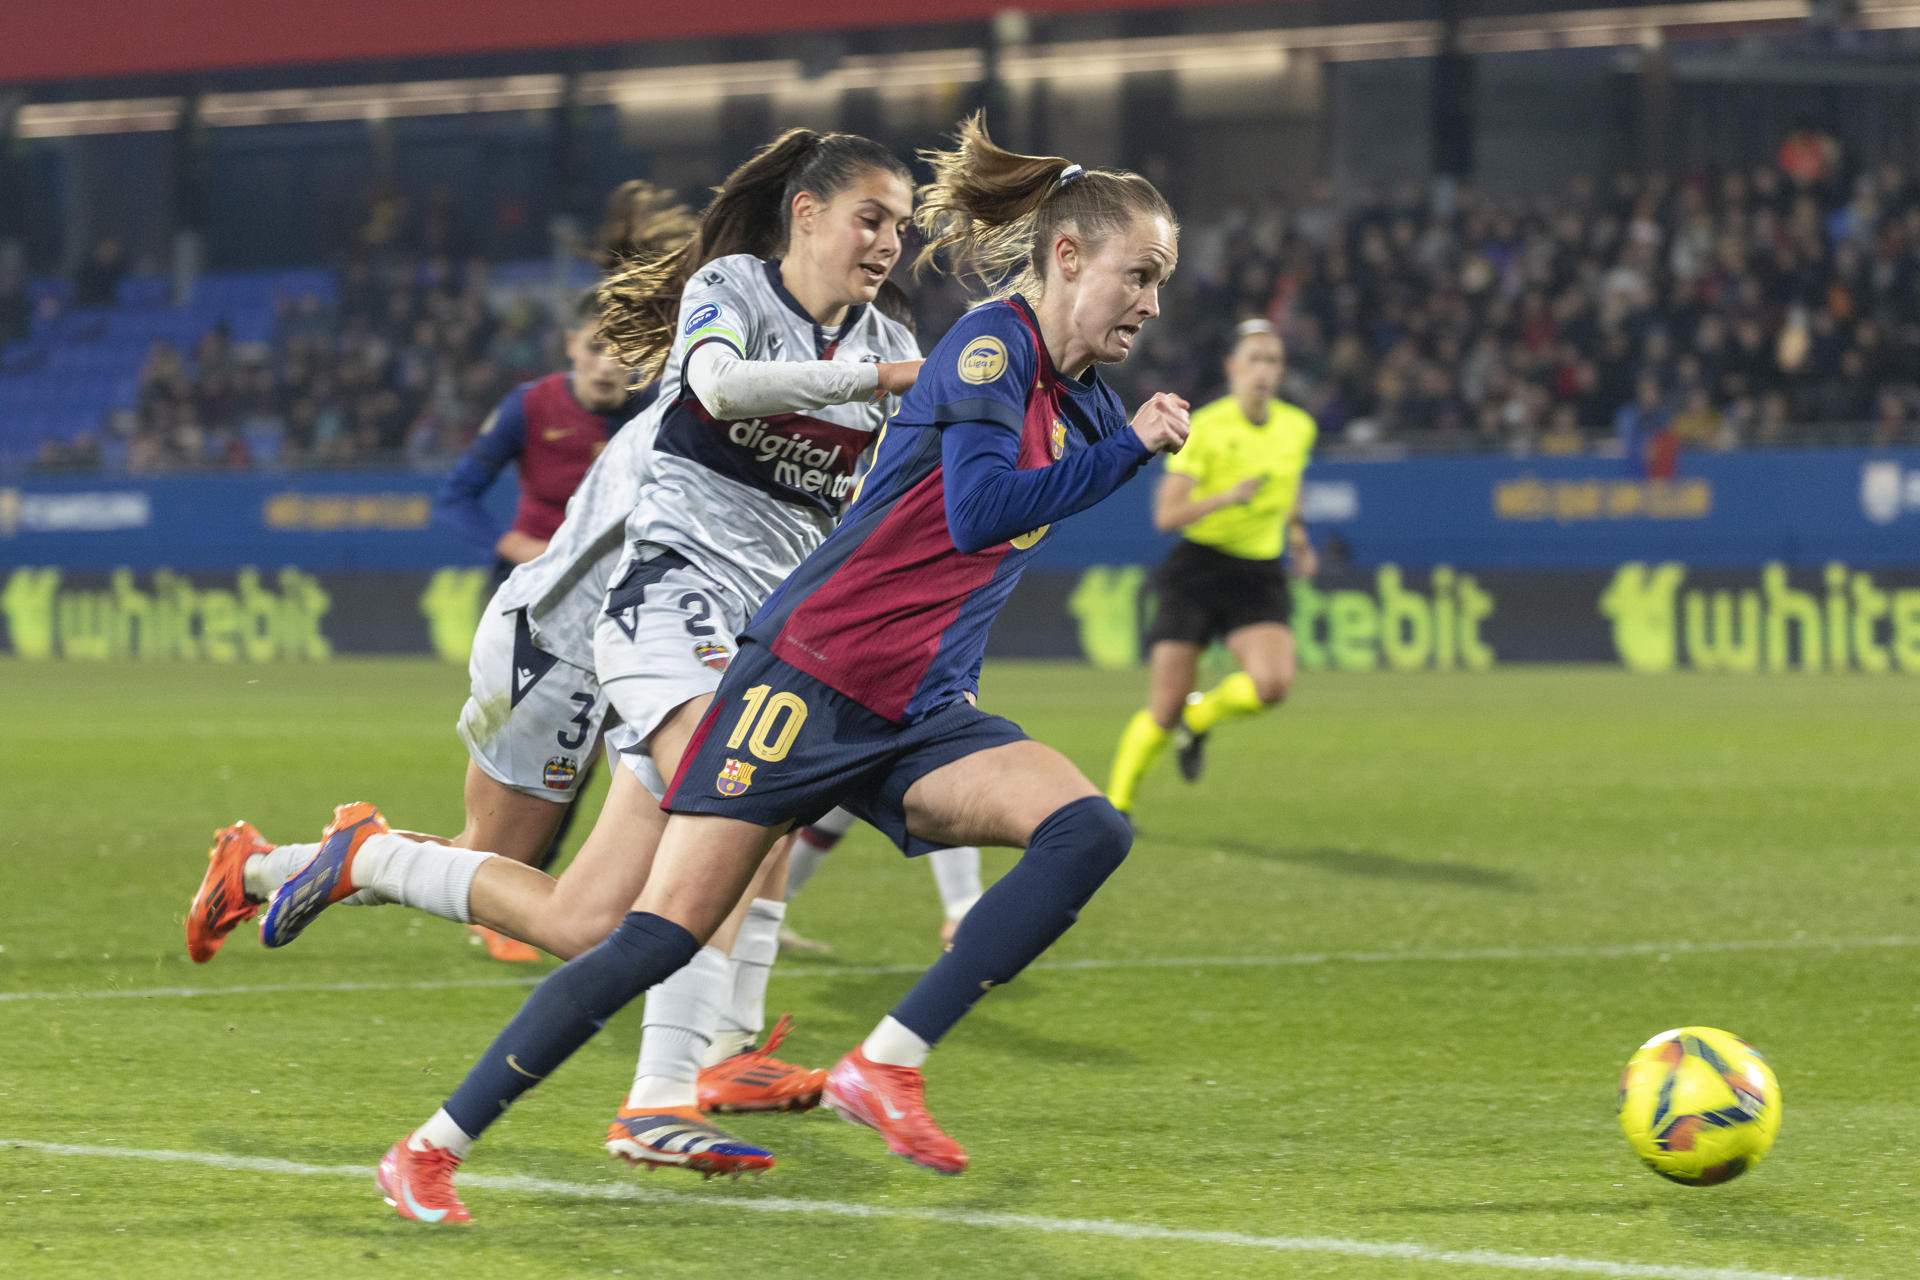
[457,604,609,802]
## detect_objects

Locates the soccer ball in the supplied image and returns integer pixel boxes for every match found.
[1617,1026,1781,1186]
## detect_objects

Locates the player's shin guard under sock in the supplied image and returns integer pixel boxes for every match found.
[350,834,493,923]
[927,846,983,922]
[708,899,783,1064]
[628,944,729,1108]
[1183,671,1266,736]
[244,842,319,900]
[442,912,699,1139]
[889,796,1132,1048]
[1105,710,1171,812]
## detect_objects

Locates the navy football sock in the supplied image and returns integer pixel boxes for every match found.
[890,796,1131,1047]
[443,912,698,1138]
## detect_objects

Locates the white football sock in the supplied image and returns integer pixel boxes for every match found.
[243,842,319,901]
[705,898,783,1065]
[928,846,983,922]
[784,841,830,899]
[861,1015,931,1070]
[784,807,857,898]
[626,945,729,1110]
[347,833,493,923]
[408,1108,475,1159]
[812,806,859,839]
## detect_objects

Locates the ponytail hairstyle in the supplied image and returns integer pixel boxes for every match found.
[912,112,1177,302]
[599,130,911,379]
[592,180,701,275]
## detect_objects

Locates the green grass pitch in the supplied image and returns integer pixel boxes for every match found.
[0,659,1914,1279]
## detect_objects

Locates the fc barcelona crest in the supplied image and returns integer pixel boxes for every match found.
[1049,418,1067,460]
[716,757,756,797]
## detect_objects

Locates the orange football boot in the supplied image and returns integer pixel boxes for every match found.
[377,1139,471,1225]
[186,820,272,963]
[466,924,541,963]
[823,1046,967,1174]
[698,1014,827,1113]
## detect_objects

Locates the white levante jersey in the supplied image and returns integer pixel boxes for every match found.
[493,402,662,671]
[623,253,919,612]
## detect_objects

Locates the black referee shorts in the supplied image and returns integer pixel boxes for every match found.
[1144,540,1292,647]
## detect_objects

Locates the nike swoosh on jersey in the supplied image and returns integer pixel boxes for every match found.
[542,428,575,442]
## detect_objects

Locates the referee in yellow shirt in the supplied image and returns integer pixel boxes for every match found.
[1106,319,1318,817]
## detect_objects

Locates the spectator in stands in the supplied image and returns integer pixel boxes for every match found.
[1537,403,1586,456]
[137,341,191,422]
[1616,374,1674,476]
[1670,386,1728,451]
[1874,389,1914,445]
[44,144,1920,471]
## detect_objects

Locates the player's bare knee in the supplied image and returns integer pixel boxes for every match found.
[544,903,627,960]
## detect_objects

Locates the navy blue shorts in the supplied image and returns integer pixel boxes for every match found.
[662,640,1029,855]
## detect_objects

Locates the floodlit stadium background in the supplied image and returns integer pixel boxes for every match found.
[4,2,1920,668]
[3,7,1920,1280]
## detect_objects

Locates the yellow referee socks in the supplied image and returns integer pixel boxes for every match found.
[1105,710,1170,813]
[1182,671,1265,736]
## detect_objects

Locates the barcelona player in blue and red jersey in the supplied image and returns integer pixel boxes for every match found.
[375,115,1188,1218]
[434,291,655,584]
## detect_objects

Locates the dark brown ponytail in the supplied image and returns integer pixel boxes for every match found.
[598,130,910,379]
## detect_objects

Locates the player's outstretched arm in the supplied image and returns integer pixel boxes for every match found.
[940,392,1187,553]
[685,343,922,419]
[941,420,1139,554]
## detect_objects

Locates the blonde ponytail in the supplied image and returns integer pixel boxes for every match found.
[913,112,1175,302]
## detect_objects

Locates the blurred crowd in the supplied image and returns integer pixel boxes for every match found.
[100,259,554,473]
[1124,136,1920,455]
[21,132,1920,475]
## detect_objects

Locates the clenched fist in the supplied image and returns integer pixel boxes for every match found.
[876,360,924,397]
[1129,392,1191,454]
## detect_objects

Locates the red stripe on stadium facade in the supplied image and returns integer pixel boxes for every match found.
[0,0,1244,84]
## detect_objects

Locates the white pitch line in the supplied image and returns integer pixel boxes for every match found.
[2,934,1914,1005]
[0,1138,1843,1280]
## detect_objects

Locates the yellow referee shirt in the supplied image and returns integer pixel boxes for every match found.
[1166,396,1317,560]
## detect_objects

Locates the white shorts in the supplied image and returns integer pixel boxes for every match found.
[595,544,752,797]
[457,604,611,802]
